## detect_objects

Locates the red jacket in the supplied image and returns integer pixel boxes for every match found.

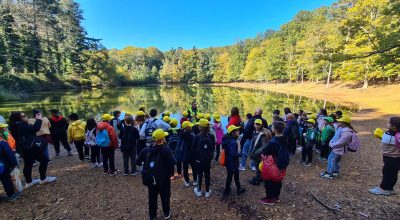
[97,122,118,149]
[180,117,189,125]
[227,115,242,128]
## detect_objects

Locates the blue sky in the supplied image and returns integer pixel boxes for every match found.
[76,0,337,51]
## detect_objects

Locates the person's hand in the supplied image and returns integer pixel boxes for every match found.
[35,113,43,120]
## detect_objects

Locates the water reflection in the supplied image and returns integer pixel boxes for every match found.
[0,85,358,123]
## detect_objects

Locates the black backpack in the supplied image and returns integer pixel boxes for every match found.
[270,138,290,170]
[141,150,164,186]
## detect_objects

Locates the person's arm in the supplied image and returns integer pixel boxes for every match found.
[329,131,352,149]
[67,125,72,143]
[1,142,18,168]
[262,141,275,156]
[136,147,147,165]
[21,119,42,134]
[119,127,125,139]
[159,120,171,131]
[139,122,147,139]
[164,146,177,167]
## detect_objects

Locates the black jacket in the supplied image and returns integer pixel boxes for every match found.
[193,133,215,162]
[262,136,288,158]
[119,125,140,152]
[49,116,68,136]
[243,115,268,142]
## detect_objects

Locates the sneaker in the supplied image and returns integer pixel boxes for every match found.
[80,160,85,163]
[67,151,73,156]
[320,171,333,179]
[164,210,171,220]
[184,181,190,187]
[103,170,109,175]
[304,163,312,167]
[92,163,98,168]
[123,172,129,176]
[55,153,61,158]
[32,162,38,167]
[237,188,246,196]
[205,190,212,198]
[85,155,90,160]
[170,176,177,180]
[248,179,260,186]
[368,186,392,196]
[98,162,103,168]
[110,170,119,176]
[332,172,339,177]
[131,172,138,176]
[7,192,21,202]
[48,160,53,164]
[251,166,257,171]
[319,158,328,162]
[259,198,275,206]
[274,197,281,203]
[192,181,198,186]
[25,179,40,188]
[215,160,219,164]
[40,176,57,184]
[194,187,202,197]
[238,165,246,171]
[299,160,306,165]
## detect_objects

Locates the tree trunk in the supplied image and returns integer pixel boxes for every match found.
[327,61,332,88]
[301,68,304,84]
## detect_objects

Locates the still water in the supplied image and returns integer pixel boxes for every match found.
[0,85,358,126]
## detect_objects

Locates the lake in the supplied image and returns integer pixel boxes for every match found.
[0,85,359,127]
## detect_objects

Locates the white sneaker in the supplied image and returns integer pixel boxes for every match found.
[25,179,40,188]
[205,190,211,198]
[238,165,246,171]
[40,176,57,184]
[194,187,202,197]
[184,181,190,187]
[251,166,256,171]
[97,162,103,168]
[164,210,171,220]
[192,181,198,186]
[92,163,98,168]
[369,186,392,196]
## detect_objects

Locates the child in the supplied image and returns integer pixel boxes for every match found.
[369,117,400,196]
[193,119,215,198]
[97,114,119,176]
[244,113,253,128]
[163,116,171,124]
[119,116,140,176]
[176,121,196,187]
[180,111,189,125]
[167,118,181,179]
[135,111,147,156]
[222,125,246,198]
[0,139,20,201]
[213,114,224,164]
[319,117,335,161]
[67,113,86,162]
[136,129,176,220]
[0,120,16,152]
[49,109,72,157]
[85,118,101,168]
[301,119,318,166]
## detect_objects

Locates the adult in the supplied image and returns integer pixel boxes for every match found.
[227,107,242,128]
[240,108,268,171]
[283,113,300,156]
[29,109,52,145]
[49,109,72,157]
[139,109,171,146]
[283,108,292,122]
[317,108,328,131]
[187,101,201,123]
[9,111,56,188]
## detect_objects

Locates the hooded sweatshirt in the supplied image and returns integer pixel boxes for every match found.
[329,127,353,155]
[49,115,69,136]
[97,121,118,149]
[222,135,241,172]
[381,131,400,158]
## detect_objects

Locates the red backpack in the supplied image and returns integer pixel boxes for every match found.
[260,155,287,182]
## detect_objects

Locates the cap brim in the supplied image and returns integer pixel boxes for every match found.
[0,124,8,128]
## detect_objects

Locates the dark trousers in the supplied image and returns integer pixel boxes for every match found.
[197,161,211,192]
[84,145,90,157]
[215,144,221,162]
[22,148,49,182]
[288,138,297,155]
[224,170,241,194]
[73,140,85,161]
[0,168,14,197]
[171,160,182,176]
[148,180,171,219]
[52,134,71,153]
[320,143,329,159]
[253,159,262,182]
[380,156,400,191]
[122,147,137,173]
[101,147,115,173]
[264,180,282,199]
[302,145,313,163]
[183,160,197,182]
[90,145,101,163]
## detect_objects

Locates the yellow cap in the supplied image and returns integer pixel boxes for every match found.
[182,121,194,129]
[373,128,384,139]
[136,111,146,117]
[102,114,113,121]
[163,116,170,123]
[152,129,168,140]
[140,105,146,109]
[254,119,262,124]
[214,117,221,122]
[182,111,188,117]
[337,116,351,124]
[227,125,241,134]
[213,113,220,118]
[306,119,316,124]
[164,111,171,116]
[0,123,8,128]
[196,118,209,127]
[196,113,204,119]
[309,113,318,120]
[170,118,178,127]
[204,113,211,120]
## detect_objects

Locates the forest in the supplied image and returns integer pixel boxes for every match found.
[0,0,399,91]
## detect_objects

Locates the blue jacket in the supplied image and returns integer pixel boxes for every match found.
[0,140,18,170]
[222,135,241,172]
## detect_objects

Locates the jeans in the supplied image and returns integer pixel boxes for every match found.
[240,139,254,168]
[224,170,241,194]
[380,156,400,191]
[197,161,211,192]
[51,134,71,154]
[302,145,313,163]
[122,148,137,174]
[0,168,14,197]
[264,180,282,199]
[101,147,115,173]
[148,179,171,219]
[73,140,85,161]
[327,151,342,174]
[183,160,197,183]
[90,145,101,164]
[22,148,49,182]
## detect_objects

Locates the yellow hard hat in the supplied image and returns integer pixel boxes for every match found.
[182,111,188,117]
[309,113,318,120]
[140,105,146,109]
[164,111,171,116]
[101,114,113,121]
[152,129,168,140]
[0,123,8,128]
[227,125,241,134]
[254,119,262,124]
[204,113,211,120]
[182,121,194,129]
[373,128,384,139]
[162,116,170,123]
[306,119,316,124]
[170,118,178,127]
[196,113,204,119]
[136,111,146,117]
[196,118,209,127]
[337,116,351,124]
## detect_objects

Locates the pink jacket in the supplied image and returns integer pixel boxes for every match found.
[329,127,353,155]
[214,122,224,145]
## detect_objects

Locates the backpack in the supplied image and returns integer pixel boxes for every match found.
[144,119,158,143]
[71,122,85,141]
[290,122,300,139]
[347,131,361,152]
[219,148,226,166]
[141,150,164,186]
[84,129,96,146]
[270,139,290,170]
[395,132,400,149]
[260,155,287,182]
[168,128,180,151]
[96,129,111,147]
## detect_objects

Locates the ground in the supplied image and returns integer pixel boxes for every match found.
[1,83,400,220]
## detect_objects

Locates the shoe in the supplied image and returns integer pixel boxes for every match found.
[103,170,109,175]
[131,172,138,176]
[123,172,128,176]
[184,181,190,187]
[251,166,256,171]
[25,179,40,188]
[92,163,98,168]
[55,153,61,158]
[194,187,202,197]
[248,179,260,186]
[192,181,198,186]
[368,186,392,196]
[259,198,275,206]
[205,190,211,198]
[67,151,73,156]
[238,165,246,171]
[48,160,53,164]
[32,162,38,167]
[274,197,281,203]
[110,170,119,176]
[299,160,306,165]
[215,160,219,164]
[304,163,312,167]
[237,188,246,196]
[40,176,57,184]
[98,162,103,168]
[164,210,171,220]
[319,158,327,162]
[85,155,90,160]
[170,176,177,180]
[332,172,339,177]
[7,192,21,202]
[80,160,85,163]
[320,171,333,179]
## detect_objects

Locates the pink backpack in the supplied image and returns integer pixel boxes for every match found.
[347,131,360,152]
[395,132,400,149]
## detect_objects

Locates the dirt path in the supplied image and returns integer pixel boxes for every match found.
[1,84,399,219]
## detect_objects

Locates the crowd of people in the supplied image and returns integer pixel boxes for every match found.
[0,101,399,220]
